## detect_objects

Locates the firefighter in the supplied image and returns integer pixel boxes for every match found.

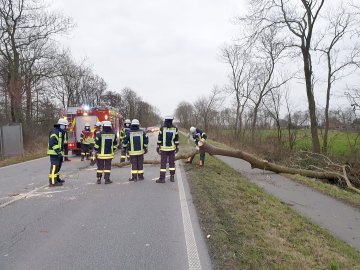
[63,119,71,162]
[156,116,179,183]
[187,126,207,166]
[80,123,93,161]
[119,118,131,162]
[90,122,102,165]
[47,118,67,187]
[123,119,148,181]
[94,121,118,184]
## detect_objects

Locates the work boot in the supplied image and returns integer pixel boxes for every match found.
[49,182,62,187]
[170,175,175,182]
[96,178,101,184]
[81,156,84,161]
[86,155,90,160]
[138,174,144,181]
[156,178,165,183]
[57,178,65,183]
[105,179,113,184]
[64,157,71,162]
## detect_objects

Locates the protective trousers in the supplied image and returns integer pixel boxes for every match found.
[97,158,112,180]
[187,150,205,166]
[49,155,63,185]
[130,155,144,180]
[81,143,91,160]
[63,143,69,160]
[120,148,127,163]
[159,151,175,180]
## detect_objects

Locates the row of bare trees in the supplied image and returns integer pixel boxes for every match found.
[0,0,161,145]
[176,0,360,156]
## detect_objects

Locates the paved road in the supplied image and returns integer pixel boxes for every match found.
[218,156,360,251]
[0,133,211,270]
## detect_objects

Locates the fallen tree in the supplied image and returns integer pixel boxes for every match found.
[112,141,360,194]
[197,141,360,194]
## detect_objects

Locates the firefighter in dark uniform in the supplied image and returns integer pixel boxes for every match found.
[90,122,102,165]
[80,123,93,161]
[47,118,67,186]
[63,119,71,162]
[187,126,207,166]
[119,118,131,162]
[123,119,148,181]
[94,120,118,184]
[156,116,179,183]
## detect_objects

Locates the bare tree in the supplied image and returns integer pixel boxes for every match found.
[0,0,73,122]
[193,87,222,132]
[242,0,326,152]
[315,4,360,152]
[221,44,251,138]
[175,101,194,128]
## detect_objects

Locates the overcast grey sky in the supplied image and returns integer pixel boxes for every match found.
[48,0,246,116]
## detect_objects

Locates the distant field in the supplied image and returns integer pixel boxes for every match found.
[219,129,360,157]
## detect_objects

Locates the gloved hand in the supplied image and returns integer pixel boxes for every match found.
[175,146,179,154]
[156,146,160,155]
[200,138,206,142]
[144,148,148,154]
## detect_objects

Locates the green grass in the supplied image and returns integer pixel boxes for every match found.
[0,149,47,168]
[180,134,360,269]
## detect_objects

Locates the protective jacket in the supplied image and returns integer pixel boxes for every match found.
[80,129,94,144]
[47,126,65,156]
[94,129,118,159]
[120,127,130,142]
[192,128,207,145]
[157,126,179,151]
[123,126,148,156]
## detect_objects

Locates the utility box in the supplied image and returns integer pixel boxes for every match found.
[0,123,24,158]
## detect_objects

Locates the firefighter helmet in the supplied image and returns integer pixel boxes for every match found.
[190,126,196,133]
[102,121,112,127]
[95,122,101,127]
[124,119,131,124]
[85,123,90,127]
[164,116,174,120]
[131,119,140,126]
[57,118,68,126]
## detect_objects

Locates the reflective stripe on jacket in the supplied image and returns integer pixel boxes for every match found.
[80,130,94,144]
[123,128,148,156]
[94,131,118,159]
[47,127,64,156]
[157,126,179,151]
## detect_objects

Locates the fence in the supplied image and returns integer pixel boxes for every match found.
[0,123,24,158]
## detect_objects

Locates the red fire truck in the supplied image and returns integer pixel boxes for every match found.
[65,106,123,155]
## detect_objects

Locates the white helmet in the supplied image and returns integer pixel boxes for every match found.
[95,122,102,127]
[124,119,131,124]
[57,118,68,126]
[190,126,196,133]
[165,116,174,120]
[102,121,112,127]
[85,123,90,127]
[131,119,140,126]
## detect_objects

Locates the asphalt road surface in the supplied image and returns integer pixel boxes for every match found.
[0,133,211,270]
[218,156,360,251]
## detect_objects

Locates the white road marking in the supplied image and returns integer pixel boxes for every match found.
[176,161,202,270]
[0,184,48,208]
[0,156,47,170]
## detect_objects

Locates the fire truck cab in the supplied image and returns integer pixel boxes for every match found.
[65,106,122,155]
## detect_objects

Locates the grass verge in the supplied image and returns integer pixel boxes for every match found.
[0,149,47,168]
[180,136,360,269]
